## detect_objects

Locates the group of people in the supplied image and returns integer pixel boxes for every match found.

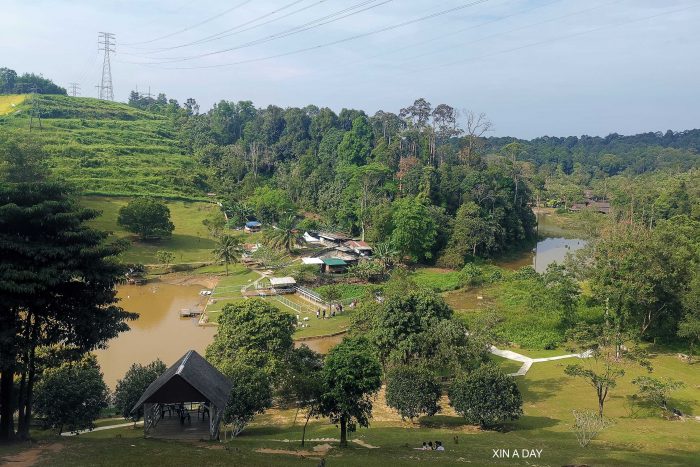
[316,303,342,319]
[420,441,445,451]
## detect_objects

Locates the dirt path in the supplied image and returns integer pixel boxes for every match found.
[1,442,63,467]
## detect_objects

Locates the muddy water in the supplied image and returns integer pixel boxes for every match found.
[94,281,216,388]
[295,334,345,354]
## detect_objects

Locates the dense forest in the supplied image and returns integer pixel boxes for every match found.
[127,91,700,267]
[0,67,66,95]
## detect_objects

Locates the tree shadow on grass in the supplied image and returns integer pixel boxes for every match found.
[519,377,567,404]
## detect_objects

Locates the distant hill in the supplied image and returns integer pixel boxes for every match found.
[0,94,206,199]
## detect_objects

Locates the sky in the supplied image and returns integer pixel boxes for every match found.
[2,0,699,138]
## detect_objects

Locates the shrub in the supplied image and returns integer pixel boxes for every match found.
[449,364,523,429]
[114,359,167,420]
[385,366,441,420]
[118,197,175,239]
[34,356,109,434]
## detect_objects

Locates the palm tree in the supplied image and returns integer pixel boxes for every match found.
[213,235,243,276]
[372,241,398,273]
[265,214,302,252]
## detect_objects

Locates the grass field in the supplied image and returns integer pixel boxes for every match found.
[3,352,696,466]
[0,94,207,198]
[412,267,462,292]
[0,94,26,115]
[81,196,220,264]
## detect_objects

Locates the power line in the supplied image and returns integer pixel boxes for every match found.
[97,32,115,100]
[126,0,312,54]
[122,0,254,46]
[399,0,621,66]
[345,0,563,68]
[124,0,394,64]
[435,2,700,69]
[129,0,492,69]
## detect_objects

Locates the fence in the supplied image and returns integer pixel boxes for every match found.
[295,286,326,305]
[274,295,316,314]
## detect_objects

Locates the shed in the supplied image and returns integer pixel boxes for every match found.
[131,350,231,440]
[269,277,297,287]
[317,231,351,246]
[345,240,372,256]
[322,257,347,274]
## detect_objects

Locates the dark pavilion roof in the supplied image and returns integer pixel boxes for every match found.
[131,350,232,413]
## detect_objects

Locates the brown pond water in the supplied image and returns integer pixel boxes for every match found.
[94,281,216,388]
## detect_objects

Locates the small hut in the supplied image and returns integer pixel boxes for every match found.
[131,350,231,440]
[269,276,297,294]
[322,257,347,274]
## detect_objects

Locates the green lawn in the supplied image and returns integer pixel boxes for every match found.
[412,267,461,292]
[5,352,697,466]
[81,196,220,264]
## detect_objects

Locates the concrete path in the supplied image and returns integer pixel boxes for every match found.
[490,345,592,376]
[60,420,143,437]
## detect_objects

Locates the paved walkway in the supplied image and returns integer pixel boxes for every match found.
[60,420,143,437]
[490,346,592,376]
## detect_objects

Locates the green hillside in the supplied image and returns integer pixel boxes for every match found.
[0,94,205,199]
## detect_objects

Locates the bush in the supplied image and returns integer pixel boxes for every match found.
[385,366,441,420]
[220,363,272,437]
[34,356,109,434]
[114,359,167,420]
[459,263,485,287]
[118,197,175,239]
[449,364,523,429]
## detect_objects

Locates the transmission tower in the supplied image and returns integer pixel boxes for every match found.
[68,82,81,97]
[97,32,115,100]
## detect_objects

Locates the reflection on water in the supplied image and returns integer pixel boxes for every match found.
[496,212,587,272]
[94,281,216,388]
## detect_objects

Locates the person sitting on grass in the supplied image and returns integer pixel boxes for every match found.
[436,441,445,451]
[428,441,433,450]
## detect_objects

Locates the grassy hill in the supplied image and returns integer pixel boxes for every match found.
[0,94,206,199]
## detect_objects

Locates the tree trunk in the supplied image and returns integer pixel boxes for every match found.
[225,261,229,276]
[0,366,15,440]
[339,416,347,447]
[301,410,313,447]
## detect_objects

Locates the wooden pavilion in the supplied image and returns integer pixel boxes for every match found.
[131,350,231,440]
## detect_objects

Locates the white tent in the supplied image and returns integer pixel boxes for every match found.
[301,257,324,265]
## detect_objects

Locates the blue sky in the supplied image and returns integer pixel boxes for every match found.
[2,0,699,137]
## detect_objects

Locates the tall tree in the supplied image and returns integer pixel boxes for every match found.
[390,195,437,262]
[206,299,295,379]
[337,116,373,166]
[0,179,136,439]
[320,337,382,447]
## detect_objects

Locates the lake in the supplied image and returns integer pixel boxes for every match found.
[94,281,216,388]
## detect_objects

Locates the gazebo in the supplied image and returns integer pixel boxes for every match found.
[131,350,231,440]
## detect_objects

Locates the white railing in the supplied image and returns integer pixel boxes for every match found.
[274,295,316,314]
[295,286,326,304]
